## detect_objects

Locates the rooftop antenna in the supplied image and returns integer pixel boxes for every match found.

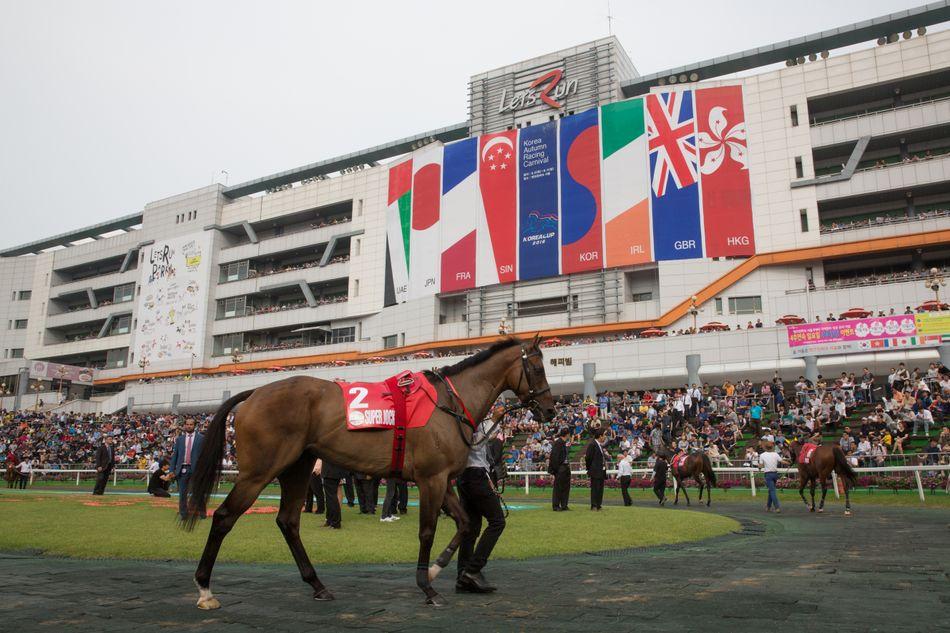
[607,0,614,35]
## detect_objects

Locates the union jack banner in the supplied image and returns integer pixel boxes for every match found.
[646,91,698,197]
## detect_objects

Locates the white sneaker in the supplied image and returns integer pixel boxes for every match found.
[380,516,394,522]
[390,515,400,520]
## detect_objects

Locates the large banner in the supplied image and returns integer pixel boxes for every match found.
[135,232,212,366]
[696,86,755,257]
[29,361,96,386]
[601,98,651,266]
[786,313,950,357]
[518,121,560,280]
[383,85,757,303]
[440,138,477,293]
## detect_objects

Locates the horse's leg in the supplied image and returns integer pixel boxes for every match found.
[276,456,334,601]
[415,475,449,606]
[194,472,270,609]
[673,476,680,505]
[809,479,816,512]
[429,484,469,582]
[705,474,712,507]
[681,481,691,507]
[818,478,828,512]
[798,477,808,507]
[698,474,705,501]
[843,479,852,516]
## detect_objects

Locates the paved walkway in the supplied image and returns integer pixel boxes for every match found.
[2,499,948,632]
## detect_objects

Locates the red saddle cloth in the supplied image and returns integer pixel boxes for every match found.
[798,443,818,465]
[671,454,688,470]
[336,370,437,431]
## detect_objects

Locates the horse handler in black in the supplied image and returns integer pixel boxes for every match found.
[456,406,506,594]
[652,452,669,505]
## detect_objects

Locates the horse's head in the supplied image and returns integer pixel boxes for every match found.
[510,333,556,423]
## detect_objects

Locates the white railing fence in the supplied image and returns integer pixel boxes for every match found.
[23,465,950,503]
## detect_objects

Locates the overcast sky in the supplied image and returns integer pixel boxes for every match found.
[0,0,935,249]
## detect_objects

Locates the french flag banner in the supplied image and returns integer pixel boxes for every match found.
[559,108,603,274]
[477,131,518,285]
[408,144,442,300]
[440,138,478,293]
[695,85,755,257]
[647,90,703,261]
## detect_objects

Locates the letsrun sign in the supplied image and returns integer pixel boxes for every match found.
[497,69,579,114]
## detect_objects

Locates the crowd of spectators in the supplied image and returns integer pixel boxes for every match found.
[820,207,949,235]
[247,254,350,280]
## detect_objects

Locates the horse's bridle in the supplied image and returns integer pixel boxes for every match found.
[515,344,551,419]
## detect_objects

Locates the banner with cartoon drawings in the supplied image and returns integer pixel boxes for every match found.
[134,232,212,368]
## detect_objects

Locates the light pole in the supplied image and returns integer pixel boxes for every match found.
[31,381,42,411]
[926,267,945,305]
[189,352,196,380]
[56,365,68,404]
[138,357,150,375]
[689,295,699,333]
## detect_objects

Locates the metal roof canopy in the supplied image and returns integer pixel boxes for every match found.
[222,122,469,199]
[0,212,144,258]
[620,1,950,98]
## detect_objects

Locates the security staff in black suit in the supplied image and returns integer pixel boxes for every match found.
[303,459,325,514]
[548,427,571,511]
[354,472,377,514]
[342,472,356,507]
[584,428,608,510]
[457,406,506,594]
[652,453,669,505]
[92,435,116,495]
[321,459,346,528]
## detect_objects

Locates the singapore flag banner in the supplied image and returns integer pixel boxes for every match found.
[477,131,518,285]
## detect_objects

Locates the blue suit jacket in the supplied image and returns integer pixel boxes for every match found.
[171,432,204,478]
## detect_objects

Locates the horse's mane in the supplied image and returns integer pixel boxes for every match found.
[437,337,521,377]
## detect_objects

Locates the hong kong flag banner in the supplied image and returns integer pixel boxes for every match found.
[695,86,755,257]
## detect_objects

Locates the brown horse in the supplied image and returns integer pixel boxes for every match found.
[184,336,555,609]
[788,440,857,515]
[671,452,716,507]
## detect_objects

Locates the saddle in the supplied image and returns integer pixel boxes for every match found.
[335,370,438,478]
[671,453,688,470]
[798,442,819,465]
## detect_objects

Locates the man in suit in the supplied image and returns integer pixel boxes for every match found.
[171,417,204,520]
[92,435,115,495]
[547,427,571,511]
[584,428,608,510]
[321,459,346,528]
[303,459,324,514]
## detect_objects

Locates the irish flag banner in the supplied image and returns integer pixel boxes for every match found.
[601,99,651,266]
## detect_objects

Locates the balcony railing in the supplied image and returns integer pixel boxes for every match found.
[809,93,950,127]
[819,208,950,234]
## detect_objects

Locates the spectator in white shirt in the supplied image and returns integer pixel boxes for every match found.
[617,452,634,506]
[758,442,784,513]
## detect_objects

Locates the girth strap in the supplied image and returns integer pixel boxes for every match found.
[385,376,410,477]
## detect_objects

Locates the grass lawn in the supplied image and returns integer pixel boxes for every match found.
[0,491,738,565]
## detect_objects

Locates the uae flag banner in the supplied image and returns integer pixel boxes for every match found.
[384,159,412,306]
[696,85,755,257]
[601,99,651,266]
[477,131,518,285]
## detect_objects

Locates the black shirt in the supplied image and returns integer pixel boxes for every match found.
[148,469,169,493]
[653,459,668,479]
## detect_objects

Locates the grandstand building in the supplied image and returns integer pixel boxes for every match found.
[3,3,950,412]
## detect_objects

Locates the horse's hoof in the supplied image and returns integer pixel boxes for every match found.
[844,510,852,517]
[197,596,221,610]
[313,588,335,601]
[817,508,824,513]
[425,593,446,607]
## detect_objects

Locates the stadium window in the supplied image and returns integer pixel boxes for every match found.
[715,298,723,315]
[794,156,804,179]
[10,348,24,359]
[14,319,27,329]
[728,296,762,315]
[354,239,361,256]
[799,209,809,232]
[353,279,360,296]
[383,334,398,349]
[790,105,799,127]
[17,290,31,300]
[358,199,363,217]
[331,327,355,344]
[630,292,653,303]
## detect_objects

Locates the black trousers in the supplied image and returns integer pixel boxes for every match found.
[149,487,171,498]
[18,473,28,489]
[457,468,505,577]
[304,473,325,513]
[552,465,571,510]
[589,476,605,509]
[356,478,376,514]
[323,477,342,527]
[342,475,355,506]
[92,468,112,495]
[653,477,667,501]
[619,475,632,505]
[382,478,407,518]
[176,469,192,518]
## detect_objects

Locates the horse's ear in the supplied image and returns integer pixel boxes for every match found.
[532,332,541,348]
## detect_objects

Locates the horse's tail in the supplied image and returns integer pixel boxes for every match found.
[182,389,255,531]
[832,444,857,488]
[702,453,717,486]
